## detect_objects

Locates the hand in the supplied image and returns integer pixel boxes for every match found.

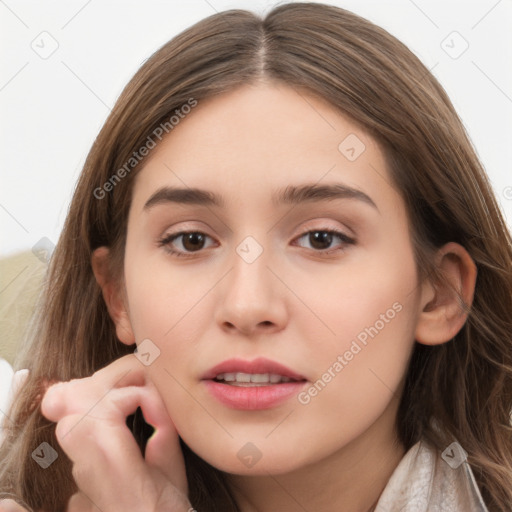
[0,500,30,512]
[41,355,192,512]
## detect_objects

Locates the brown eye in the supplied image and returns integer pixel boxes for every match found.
[158,231,215,257]
[294,229,354,254]
[181,232,206,251]
[309,231,334,250]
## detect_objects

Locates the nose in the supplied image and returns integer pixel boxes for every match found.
[215,246,288,336]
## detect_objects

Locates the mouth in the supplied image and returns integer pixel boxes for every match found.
[202,358,308,410]
[213,372,298,386]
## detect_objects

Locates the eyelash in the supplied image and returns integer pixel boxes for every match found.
[157,228,355,258]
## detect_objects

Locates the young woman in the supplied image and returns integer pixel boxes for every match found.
[0,3,511,511]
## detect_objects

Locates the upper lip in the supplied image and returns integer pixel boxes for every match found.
[202,357,306,381]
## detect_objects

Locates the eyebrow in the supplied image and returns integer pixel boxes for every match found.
[143,183,378,211]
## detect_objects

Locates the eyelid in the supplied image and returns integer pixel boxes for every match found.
[295,218,355,239]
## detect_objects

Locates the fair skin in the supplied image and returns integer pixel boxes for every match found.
[1,82,475,512]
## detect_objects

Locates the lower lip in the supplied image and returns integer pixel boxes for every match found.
[204,380,307,410]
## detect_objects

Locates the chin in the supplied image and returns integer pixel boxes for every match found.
[194,441,311,476]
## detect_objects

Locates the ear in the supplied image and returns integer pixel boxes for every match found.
[91,247,135,346]
[415,242,477,346]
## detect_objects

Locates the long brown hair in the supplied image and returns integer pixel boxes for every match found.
[1,3,511,511]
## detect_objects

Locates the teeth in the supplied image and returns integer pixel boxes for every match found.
[250,373,269,383]
[236,372,252,383]
[215,372,294,384]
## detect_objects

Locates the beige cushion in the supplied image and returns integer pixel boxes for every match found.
[0,251,46,365]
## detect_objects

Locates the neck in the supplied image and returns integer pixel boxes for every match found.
[226,400,405,512]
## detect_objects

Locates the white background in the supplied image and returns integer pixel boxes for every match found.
[1,0,511,257]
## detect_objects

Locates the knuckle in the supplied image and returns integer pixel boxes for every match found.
[54,414,87,450]
[0,499,30,512]
[67,492,92,512]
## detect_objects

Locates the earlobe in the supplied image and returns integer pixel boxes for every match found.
[415,242,477,346]
[91,247,135,346]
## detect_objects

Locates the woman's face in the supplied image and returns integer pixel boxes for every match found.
[122,82,423,474]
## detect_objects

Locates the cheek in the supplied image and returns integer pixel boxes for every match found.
[123,252,218,406]
[298,296,416,419]
[123,258,216,433]
[290,243,419,412]
[125,253,215,342]
[289,242,418,358]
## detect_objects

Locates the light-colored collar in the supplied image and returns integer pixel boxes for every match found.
[375,439,489,511]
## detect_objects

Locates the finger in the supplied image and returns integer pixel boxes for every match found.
[54,388,164,509]
[81,353,147,389]
[41,354,145,421]
[0,500,29,512]
[54,387,152,463]
[66,492,97,512]
[40,358,190,510]
[58,413,149,510]
[140,383,188,494]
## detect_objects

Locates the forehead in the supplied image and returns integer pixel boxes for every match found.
[130,83,401,216]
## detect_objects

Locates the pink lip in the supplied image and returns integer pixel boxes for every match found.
[202,357,308,410]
